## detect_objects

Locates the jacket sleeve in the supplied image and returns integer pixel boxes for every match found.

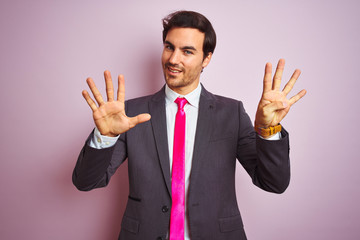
[72,130,128,191]
[236,101,290,194]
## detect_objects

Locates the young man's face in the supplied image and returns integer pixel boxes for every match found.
[161,27,212,95]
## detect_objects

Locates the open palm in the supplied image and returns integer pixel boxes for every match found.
[82,71,151,137]
[255,59,306,129]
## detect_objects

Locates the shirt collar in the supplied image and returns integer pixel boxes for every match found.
[165,83,202,108]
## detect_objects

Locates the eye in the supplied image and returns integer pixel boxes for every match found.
[165,45,173,51]
[184,50,193,55]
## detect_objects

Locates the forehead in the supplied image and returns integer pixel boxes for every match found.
[165,27,205,49]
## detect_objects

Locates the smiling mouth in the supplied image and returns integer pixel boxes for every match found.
[168,67,181,73]
[166,64,183,74]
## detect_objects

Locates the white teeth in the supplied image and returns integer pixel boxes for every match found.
[169,68,180,73]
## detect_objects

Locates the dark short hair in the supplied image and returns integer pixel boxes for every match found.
[162,10,216,58]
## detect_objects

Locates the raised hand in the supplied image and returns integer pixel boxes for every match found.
[82,71,151,137]
[255,59,306,130]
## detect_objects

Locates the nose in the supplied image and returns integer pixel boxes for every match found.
[169,50,181,65]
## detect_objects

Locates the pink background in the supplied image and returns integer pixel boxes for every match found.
[1,0,359,239]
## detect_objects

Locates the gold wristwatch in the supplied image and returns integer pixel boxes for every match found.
[254,124,282,137]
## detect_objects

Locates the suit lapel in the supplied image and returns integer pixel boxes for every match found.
[149,87,172,197]
[188,86,215,194]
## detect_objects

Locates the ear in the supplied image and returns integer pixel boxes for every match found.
[202,52,212,68]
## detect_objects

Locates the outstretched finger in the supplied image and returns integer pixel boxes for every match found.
[262,62,272,94]
[289,89,307,106]
[117,74,125,103]
[82,90,98,112]
[104,70,114,102]
[86,77,105,106]
[283,69,301,96]
[128,113,151,128]
[272,59,285,91]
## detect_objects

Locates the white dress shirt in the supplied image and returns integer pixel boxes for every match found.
[88,83,280,240]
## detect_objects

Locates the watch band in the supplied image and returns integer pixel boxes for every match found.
[255,124,282,137]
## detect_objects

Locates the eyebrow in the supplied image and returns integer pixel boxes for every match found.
[164,40,197,52]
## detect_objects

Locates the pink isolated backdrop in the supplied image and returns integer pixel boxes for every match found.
[1,0,359,239]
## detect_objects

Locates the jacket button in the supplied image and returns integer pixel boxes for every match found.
[162,205,169,213]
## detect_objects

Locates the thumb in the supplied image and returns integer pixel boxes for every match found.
[128,113,151,128]
[263,101,288,113]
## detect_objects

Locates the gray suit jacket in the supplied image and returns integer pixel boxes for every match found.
[73,85,290,240]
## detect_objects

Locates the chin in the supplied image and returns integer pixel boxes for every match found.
[165,76,182,87]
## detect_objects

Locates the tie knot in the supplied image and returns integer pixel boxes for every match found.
[174,97,188,110]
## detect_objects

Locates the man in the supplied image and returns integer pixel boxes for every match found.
[73,10,306,240]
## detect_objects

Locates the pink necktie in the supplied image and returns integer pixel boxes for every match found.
[170,97,187,240]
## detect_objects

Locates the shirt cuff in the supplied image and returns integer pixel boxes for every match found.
[258,132,281,141]
[88,127,119,149]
